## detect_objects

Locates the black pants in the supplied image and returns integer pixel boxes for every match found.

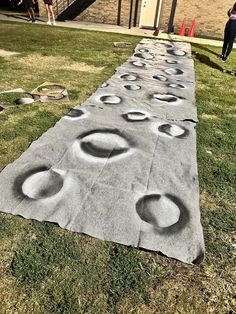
[222,20,236,59]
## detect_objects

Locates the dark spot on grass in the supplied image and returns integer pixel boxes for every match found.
[0,214,18,238]
[104,244,151,311]
[207,208,236,233]
[44,281,82,314]
[10,222,81,287]
[0,56,5,64]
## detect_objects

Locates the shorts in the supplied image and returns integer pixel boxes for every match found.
[24,0,33,9]
[44,0,53,5]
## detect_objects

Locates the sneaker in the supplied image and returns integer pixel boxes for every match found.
[222,57,227,62]
[31,19,36,23]
[27,18,32,22]
[52,21,56,25]
[46,21,51,25]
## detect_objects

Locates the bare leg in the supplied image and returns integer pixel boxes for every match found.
[29,7,35,21]
[27,8,32,20]
[48,5,55,24]
[45,4,51,23]
[27,8,35,21]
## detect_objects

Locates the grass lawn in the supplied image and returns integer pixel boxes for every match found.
[0,21,235,314]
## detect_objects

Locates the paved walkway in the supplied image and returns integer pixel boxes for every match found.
[1,11,234,48]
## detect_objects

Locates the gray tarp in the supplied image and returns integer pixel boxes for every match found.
[0,40,205,264]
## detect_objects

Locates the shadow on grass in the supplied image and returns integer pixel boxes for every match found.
[193,52,236,76]
[191,43,220,57]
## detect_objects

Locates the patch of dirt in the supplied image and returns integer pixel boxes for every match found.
[226,114,236,118]
[0,49,20,57]
[200,190,233,209]
[200,114,220,120]
[15,54,104,73]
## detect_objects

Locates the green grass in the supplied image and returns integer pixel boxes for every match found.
[0,21,235,314]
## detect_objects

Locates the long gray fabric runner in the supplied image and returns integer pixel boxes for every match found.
[0,39,205,264]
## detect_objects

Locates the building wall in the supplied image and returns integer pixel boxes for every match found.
[38,0,69,18]
[38,0,141,27]
[160,0,233,38]
[38,0,234,38]
[38,0,46,17]
[76,0,142,27]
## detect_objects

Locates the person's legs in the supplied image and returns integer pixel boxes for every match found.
[48,5,56,24]
[45,4,51,24]
[27,8,32,20]
[224,29,236,59]
[29,7,35,21]
[221,25,230,58]
[26,7,35,21]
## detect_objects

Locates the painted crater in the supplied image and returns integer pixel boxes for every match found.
[153,93,179,103]
[124,84,141,91]
[137,48,150,53]
[122,111,150,122]
[167,49,187,56]
[77,129,131,160]
[158,123,189,138]
[67,108,84,118]
[164,68,184,75]
[21,169,64,200]
[100,95,121,105]
[155,42,173,49]
[165,59,178,64]
[136,194,189,233]
[168,83,186,89]
[153,74,168,82]
[131,61,146,68]
[15,97,34,105]
[134,52,155,60]
[120,74,137,81]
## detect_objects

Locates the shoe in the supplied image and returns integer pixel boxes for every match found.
[31,19,36,23]
[52,21,56,25]
[27,18,32,22]
[222,57,227,62]
[46,21,51,25]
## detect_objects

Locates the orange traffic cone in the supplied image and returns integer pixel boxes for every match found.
[179,18,186,36]
[188,19,196,37]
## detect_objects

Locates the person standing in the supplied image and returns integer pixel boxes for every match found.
[17,0,36,22]
[220,3,236,61]
[43,0,56,25]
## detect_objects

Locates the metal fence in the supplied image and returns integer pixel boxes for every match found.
[53,0,76,17]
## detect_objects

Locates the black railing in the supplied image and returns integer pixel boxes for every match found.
[54,0,75,17]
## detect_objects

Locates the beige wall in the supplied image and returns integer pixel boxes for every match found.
[38,0,141,26]
[160,0,234,38]
[38,0,46,17]
[38,0,234,38]
[76,0,141,27]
